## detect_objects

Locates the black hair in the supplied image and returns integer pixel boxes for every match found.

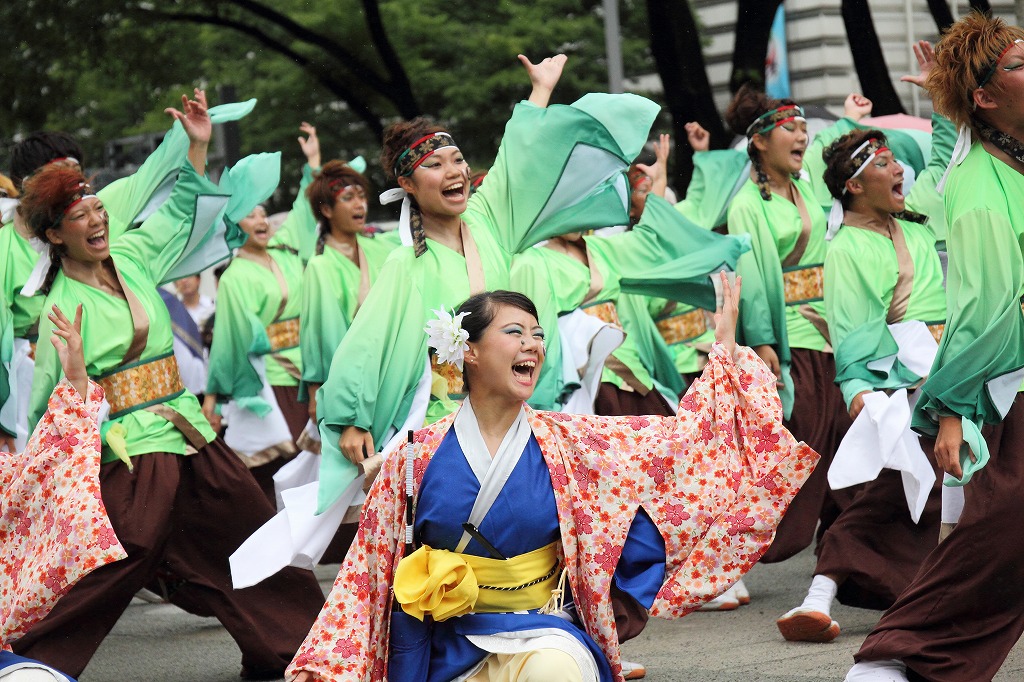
[453,290,539,392]
[10,131,84,189]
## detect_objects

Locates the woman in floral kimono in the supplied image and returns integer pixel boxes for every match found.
[288,276,817,682]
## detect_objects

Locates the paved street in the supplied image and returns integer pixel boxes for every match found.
[80,547,1024,681]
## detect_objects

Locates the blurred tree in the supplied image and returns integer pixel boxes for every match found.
[842,0,906,115]
[730,0,785,92]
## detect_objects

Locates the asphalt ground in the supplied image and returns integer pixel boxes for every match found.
[79,547,1024,681]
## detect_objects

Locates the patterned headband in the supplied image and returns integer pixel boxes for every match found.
[841,138,890,195]
[393,132,458,178]
[745,105,806,138]
[328,179,364,198]
[976,39,1024,90]
[53,182,96,228]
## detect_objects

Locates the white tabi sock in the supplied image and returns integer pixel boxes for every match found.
[798,574,838,616]
[844,660,909,682]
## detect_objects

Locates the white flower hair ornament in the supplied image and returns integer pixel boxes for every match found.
[425,308,471,371]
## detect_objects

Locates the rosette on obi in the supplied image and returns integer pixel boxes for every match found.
[393,545,479,622]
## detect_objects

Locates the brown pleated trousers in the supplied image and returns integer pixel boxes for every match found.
[12,439,326,679]
[814,451,942,610]
[855,396,1024,682]
[760,347,854,563]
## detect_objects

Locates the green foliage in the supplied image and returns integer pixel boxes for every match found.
[2,0,658,212]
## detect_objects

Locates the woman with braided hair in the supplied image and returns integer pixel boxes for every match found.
[724,84,853,565]
[847,13,1024,682]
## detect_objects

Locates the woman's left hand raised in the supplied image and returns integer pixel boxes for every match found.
[519,54,567,108]
[166,88,212,146]
[713,271,741,359]
[49,303,89,399]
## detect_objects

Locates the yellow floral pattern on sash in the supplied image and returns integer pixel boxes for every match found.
[782,264,824,305]
[267,317,300,352]
[96,354,184,418]
[656,308,708,346]
[927,323,945,344]
[580,299,622,327]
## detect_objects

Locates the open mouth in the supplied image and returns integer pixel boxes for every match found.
[86,230,107,248]
[892,181,905,201]
[352,213,365,223]
[791,148,805,163]
[442,181,466,201]
[512,359,537,385]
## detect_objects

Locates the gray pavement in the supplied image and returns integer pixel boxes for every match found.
[80,548,1024,681]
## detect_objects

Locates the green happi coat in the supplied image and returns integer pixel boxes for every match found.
[728,176,829,416]
[911,143,1024,483]
[315,93,662,511]
[825,216,946,408]
[0,291,13,438]
[299,234,398,397]
[30,163,227,463]
[207,165,320,401]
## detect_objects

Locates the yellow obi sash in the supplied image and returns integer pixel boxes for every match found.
[782,264,824,305]
[95,353,186,419]
[431,354,466,399]
[393,542,560,622]
[580,299,622,327]
[656,307,707,346]
[267,316,300,352]
[925,321,945,344]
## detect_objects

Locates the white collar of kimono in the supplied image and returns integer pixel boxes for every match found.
[378,145,457,248]
[0,196,18,225]
[936,124,974,195]
[21,236,55,297]
[452,397,533,553]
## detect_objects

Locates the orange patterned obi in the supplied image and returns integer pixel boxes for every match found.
[580,299,622,327]
[783,264,824,305]
[926,321,945,344]
[267,317,300,352]
[95,353,185,419]
[656,307,708,346]
[431,354,466,398]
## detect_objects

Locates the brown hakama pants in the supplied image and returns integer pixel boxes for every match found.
[13,438,326,679]
[760,347,854,563]
[814,450,943,610]
[595,382,675,417]
[855,396,1024,682]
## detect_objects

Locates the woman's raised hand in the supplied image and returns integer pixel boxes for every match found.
[166,89,212,171]
[634,133,671,198]
[713,271,741,358]
[519,54,568,108]
[844,93,873,122]
[298,122,322,169]
[49,304,89,399]
[685,122,711,153]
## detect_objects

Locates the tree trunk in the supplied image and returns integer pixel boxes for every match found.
[730,0,784,93]
[841,0,906,115]
[644,0,728,192]
[925,0,955,30]
[968,0,992,13]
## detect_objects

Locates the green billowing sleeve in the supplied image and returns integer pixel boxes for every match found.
[727,194,781,351]
[317,250,431,512]
[509,249,569,411]
[824,242,917,408]
[805,118,858,211]
[205,265,271,407]
[109,163,229,286]
[103,100,257,241]
[905,113,958,245]
[617,292,684,399]
[0,293,13,437]
[300,254,355,391]
[675,149,750,229]
[272,164,320,261]
[913,206,1024,431]
[589,191,749,307]
[463,93,660,255]
[587,194,748,311]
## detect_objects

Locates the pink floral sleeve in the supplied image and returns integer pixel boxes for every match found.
[0,380,127,648]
